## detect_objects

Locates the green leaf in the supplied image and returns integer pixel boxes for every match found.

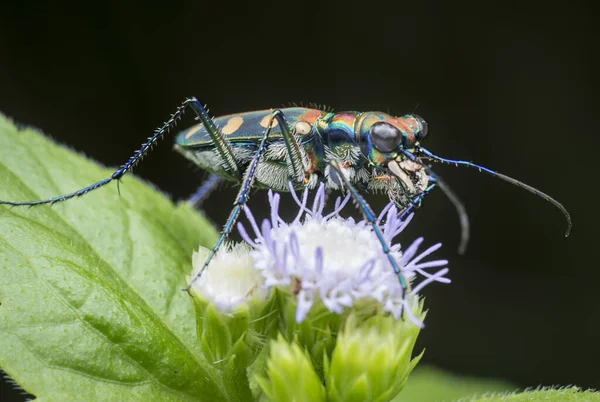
[394,366,600,401]
[472,386,600,401]
[0,114,228,400]
[391,366,515,402]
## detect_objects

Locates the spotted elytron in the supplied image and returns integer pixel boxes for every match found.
[0,97,572,300]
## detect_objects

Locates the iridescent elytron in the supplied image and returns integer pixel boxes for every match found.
[0,98,572,301]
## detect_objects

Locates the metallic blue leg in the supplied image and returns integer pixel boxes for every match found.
[396,176,470,256]
[186,110,304,290]
[329,160,410,294]
[187,174,222,208]
[0,97,240,206]
[398,183,436,221]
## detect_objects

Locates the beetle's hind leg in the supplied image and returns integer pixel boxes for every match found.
[185,99,242,179]
[185,110,307,291]
[187,174,223,208]
[0,97,240,207]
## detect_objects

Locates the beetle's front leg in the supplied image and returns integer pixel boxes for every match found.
[329,160,410,295]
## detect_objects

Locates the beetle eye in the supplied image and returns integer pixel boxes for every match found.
[370,122,402,153]
[414,114,428,141]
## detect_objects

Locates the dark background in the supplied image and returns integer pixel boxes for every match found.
[1,1,597,400]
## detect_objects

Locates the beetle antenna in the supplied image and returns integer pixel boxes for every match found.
[433,176,470,254]
[398,151,470,254]
[411,102,420,115]
[417,146,572,237]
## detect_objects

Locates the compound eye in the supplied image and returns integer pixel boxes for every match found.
[413,114,428,141]
[370,122,402,153]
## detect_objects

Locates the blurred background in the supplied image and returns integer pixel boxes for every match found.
[0,1,597,400]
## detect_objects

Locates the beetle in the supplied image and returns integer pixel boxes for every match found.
[0,97,572,299]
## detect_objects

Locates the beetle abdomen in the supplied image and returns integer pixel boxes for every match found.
[174,107,324,182]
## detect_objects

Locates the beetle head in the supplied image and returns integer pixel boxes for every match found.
[358,112,428,167]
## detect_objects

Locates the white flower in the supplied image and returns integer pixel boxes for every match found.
[237,183,450,327]
[188,243,269,313]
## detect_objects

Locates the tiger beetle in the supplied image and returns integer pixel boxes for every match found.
[0,97,572,299]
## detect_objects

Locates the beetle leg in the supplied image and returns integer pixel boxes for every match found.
[186,173,223,208]
[329,160,410,296]
[271,110,306,184]
[0,96,241,207]
[0,97,186,206]
[185,110,288,290]
[186,98,241,179]
[397,182,436,220]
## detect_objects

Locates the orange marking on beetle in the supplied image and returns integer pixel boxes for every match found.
[374,174,393,182]
[391,118,417,146]
[259,114,278,128]
[336,112,356,126]
[300,109,322,124]
[305,148,319,173]
[295,121,312,135]
[184,124,203,139]
[222,116,244,135]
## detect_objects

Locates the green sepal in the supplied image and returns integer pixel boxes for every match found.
[228,306,251,342]
[227,333,254,371]
[192,285,278,371]
[199,303,234,364]
[275,288,343,379]
[252,288,279,337]
[325,300,425,402]
[255,335,326,402]
[189,281,282,401]
[194,301,258,402]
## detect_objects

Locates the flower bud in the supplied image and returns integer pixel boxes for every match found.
[187,243,276,371]
[325,300,425,402]
[255,335,326,402]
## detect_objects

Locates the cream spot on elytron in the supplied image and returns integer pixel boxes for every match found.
[222,116,244,135]
[184,124,203,139]
[259,114,278,128]
[295,121,312,135]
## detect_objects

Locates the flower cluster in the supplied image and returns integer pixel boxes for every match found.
[186,182,451,401]
[235,182,450,327]
[189,242,268,313]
